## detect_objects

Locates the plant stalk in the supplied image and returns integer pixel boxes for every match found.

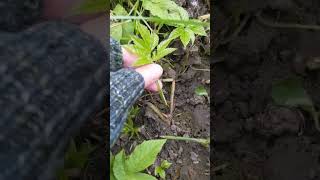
[111,16,210,27]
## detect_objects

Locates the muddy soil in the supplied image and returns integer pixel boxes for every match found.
[111,0,210,179]
[213,0,320,179]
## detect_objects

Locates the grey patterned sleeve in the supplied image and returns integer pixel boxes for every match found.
[0,22,106,180]
[109,39,145,147]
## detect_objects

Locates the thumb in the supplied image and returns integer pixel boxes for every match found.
[135,64,163,88]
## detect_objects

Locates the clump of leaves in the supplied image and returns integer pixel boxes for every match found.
[272,77,320,131]
[141,0,207,48]
[111,0,208,66]
[154,160,172,179]
[58,139,95,180]
[123,22,176,66]
[110,139,167,180]
[122,106,141,139]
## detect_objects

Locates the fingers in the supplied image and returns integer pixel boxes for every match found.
[146,81,163,92]
[135,64,163,89]
[122,48,138,67]
[122,46,163,92]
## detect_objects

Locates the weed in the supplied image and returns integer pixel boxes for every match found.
[57,139,95,180]
[110,139,167,180]
[154,160,172,179]
[111,0,209,67]
[122,106,141,139]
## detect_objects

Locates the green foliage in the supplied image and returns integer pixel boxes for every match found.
[142,0,189,20]
[110,153,116,180]
[111,140,167,180]
[73,0,107,14]
[111,4,135,43]
[272,77,320,130]
[272,77,313,108]
[154,160,172,179]
[122,106,141,139]
[58,139,95,180]
[123,23,176,66]
[111,0,208,66]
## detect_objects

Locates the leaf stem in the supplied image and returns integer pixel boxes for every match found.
[111,16,210,27]
[157,80,168,107]
[160,135,210,147]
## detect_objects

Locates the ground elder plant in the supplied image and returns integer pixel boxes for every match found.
[111,0,209,66]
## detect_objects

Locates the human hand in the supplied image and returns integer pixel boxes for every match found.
[122,49,163,92]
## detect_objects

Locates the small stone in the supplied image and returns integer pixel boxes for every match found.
[190,151,199,162]
[171,124,177,131]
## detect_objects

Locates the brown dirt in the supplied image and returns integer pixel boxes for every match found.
[213,0,320,179]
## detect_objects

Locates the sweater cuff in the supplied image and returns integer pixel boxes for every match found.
[110,69,144,146]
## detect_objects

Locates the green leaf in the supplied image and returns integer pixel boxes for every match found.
[150,33,159,51]
[271,77,320,130]
[169,27,182,39]
[131,36,149,51]
[113,4,128,16]
[113,150,127,180]
[161,160,172,169]
[142,0,189,20]
[189,25,207,36]
[155,166,165,179]
[110,153,116,180]
[110,23,123,42]
[133,56,153,67]
[127,173,157,180]
[271,78,313,108]
[153,48,176,61]
[121,21,135,43]
[64,140,94,169]
[157,38,174,52]
[185,28,195,45]
[137,23,151,44]
[73,0,107,14]
[195,86,208,96]
[125,139,167,173]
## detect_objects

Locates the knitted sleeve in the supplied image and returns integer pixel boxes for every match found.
[0,0,42,32]
[0,22,106,180]
[109,39,145,147]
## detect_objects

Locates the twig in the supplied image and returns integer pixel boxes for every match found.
[190,65,210,72]
[157,80,168,107]
[220,14,250,45]
[213,163,229,172]
[146,102,170,125]
[162,78,174,82]
[256,12,320,30]
[170,80,176,116]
